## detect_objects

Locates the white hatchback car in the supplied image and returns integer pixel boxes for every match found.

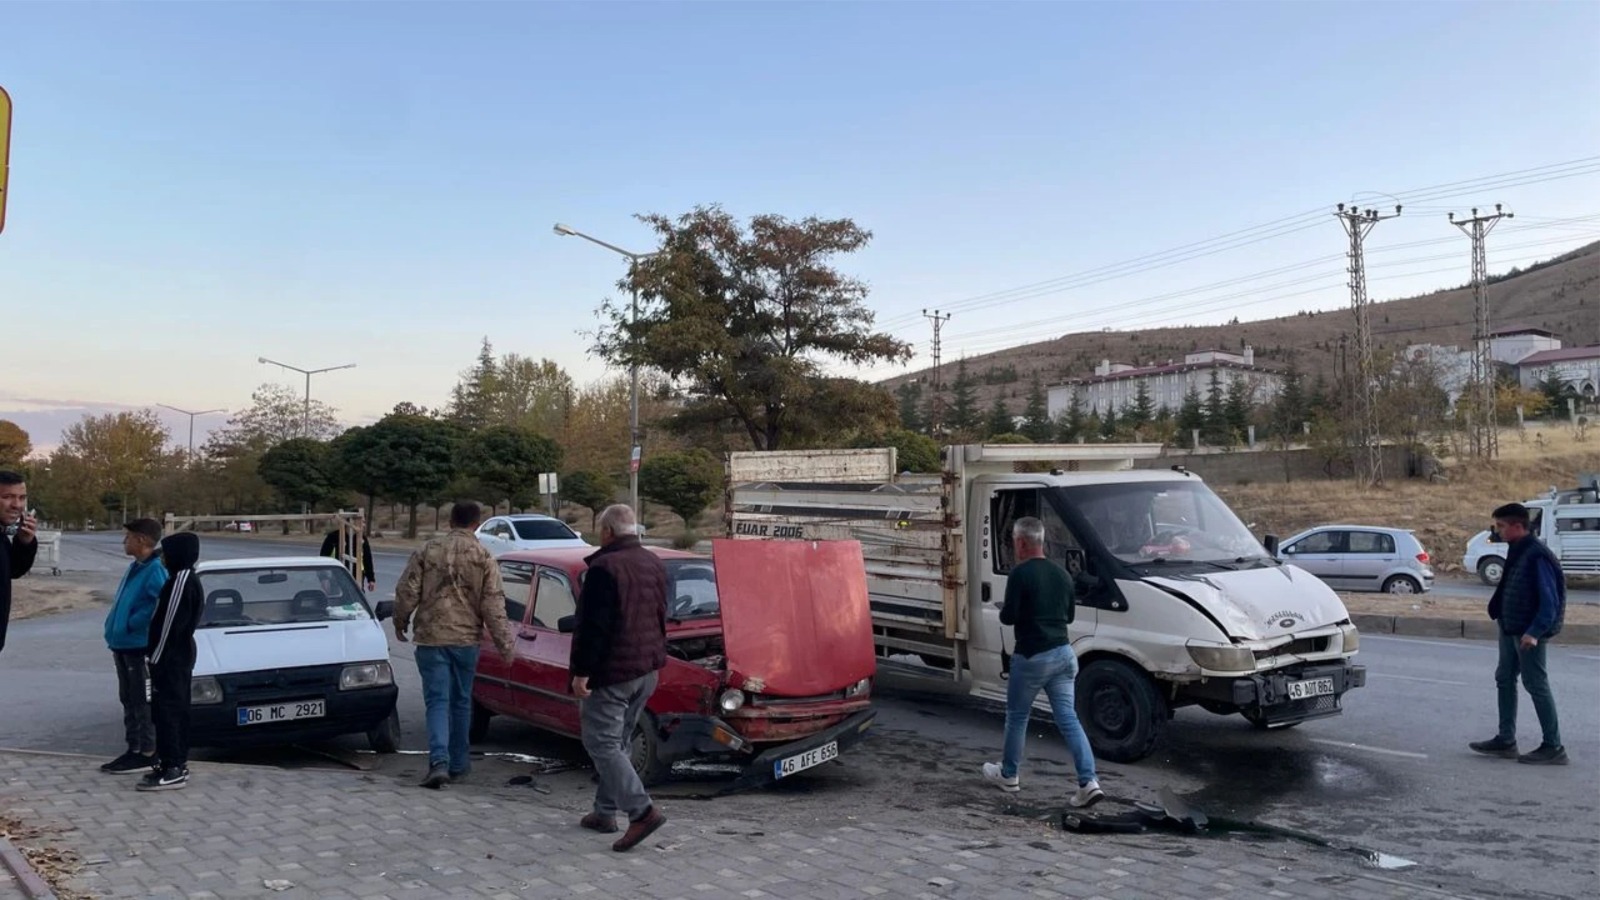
[474,514,592,557]
[188,557,401,752]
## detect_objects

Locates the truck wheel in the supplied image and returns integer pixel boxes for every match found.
[469,701,492,743]
[1076,658,1167,763]
[1478,557,1505,586]
[367,708,401,754]
[629,713,673,787]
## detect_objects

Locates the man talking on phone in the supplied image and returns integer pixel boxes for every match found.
[1,470,39,655]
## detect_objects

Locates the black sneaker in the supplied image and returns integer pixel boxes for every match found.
[1517,744,1569,766]
[101,752,157,774]
[136,766,189,791]
[1468,736,1519,759]
[420,763,450,789]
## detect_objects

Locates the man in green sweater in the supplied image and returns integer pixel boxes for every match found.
[982,516,1103,808]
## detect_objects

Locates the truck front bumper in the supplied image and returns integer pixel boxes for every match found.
[1187,661,1366,726]
[658,708,878,794]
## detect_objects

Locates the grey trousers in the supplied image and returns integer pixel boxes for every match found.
[580,671,658,822]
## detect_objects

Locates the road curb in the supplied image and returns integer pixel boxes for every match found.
[1352,614,1600,645]
[0,835,56,900]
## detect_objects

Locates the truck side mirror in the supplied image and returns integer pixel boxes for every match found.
[374,600,394,621]
[557,615,577,634]
[1263,535,1280,557]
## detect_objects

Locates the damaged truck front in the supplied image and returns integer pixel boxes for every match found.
[724,443,1366,763]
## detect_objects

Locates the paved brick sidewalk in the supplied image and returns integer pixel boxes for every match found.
[0,750,1474,900]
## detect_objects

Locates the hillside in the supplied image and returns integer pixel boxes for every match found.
[880,241,1600,409]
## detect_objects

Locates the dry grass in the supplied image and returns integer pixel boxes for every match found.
[1217,428,1600,574]
[9,574,105,620]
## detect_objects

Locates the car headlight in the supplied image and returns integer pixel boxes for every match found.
[340,662,394,691]
[1186,643,1256,673]
[191,676,222,705]
[845,677,871,698]
[718,688,746,713]
[1340,623,1360,654]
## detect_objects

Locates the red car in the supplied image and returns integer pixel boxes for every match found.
[469,538,878,788]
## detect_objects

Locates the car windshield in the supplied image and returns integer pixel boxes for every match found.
[513,519,578,540]
[1056,480,1267,565]
[196,565,372,628]
[666,558,720,619]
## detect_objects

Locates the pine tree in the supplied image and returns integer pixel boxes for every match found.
[1177,386,1205,448]
[1224,375,1254,440]
[986,397,1014,439]
[1021,372,1053,442]
[1126,381,1155,428]
[1057,391,1085,443]
[896,382,925,433]
[448,337,500,431]
[1273,359,1307,443]
[1099,405,1120,440]
[948,360,979,436]
[1203,370,1228,444]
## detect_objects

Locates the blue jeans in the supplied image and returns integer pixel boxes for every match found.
[415,644,480,773]
[1496,632,1561,748]
[1002,643,1098,786]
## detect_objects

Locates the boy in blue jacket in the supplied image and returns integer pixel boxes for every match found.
[101,518,167,774]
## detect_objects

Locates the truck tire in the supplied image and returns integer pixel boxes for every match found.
[469,701,492,743]
[1478,557,1505,586]
[1076,658,1167,763]
[630,712,673,787]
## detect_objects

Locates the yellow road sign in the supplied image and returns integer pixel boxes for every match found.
[0,85,11,234]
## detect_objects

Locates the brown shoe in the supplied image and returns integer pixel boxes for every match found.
[580,812,618,834]
[612,807,666,852]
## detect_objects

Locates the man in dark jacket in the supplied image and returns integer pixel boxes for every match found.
[0,470,38,656]
[139,532,204,791]
[319,521,376,593]
[569,504,668,852]
[1471,502,1568,765]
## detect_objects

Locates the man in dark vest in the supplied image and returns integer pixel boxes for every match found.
[1471,502,1567,765]
[569,503,668,852]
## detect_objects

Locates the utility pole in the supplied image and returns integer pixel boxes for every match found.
[1450,205,1512,461]
[923,309,951,435]
[1335,203,1401,486]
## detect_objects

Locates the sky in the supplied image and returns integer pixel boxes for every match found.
[3,1,1599,453]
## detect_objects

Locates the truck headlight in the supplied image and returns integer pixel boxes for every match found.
[718,688,746,712]
[845,677,871,698]
[1340,623,1360,654]
[1186,643,1256,673]
[191,676,223,705]
[340,662,394,691]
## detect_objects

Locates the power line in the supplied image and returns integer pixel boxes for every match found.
[874,157,1600,332]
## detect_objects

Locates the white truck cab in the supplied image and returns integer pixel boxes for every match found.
[724,443,1365,762]
[1464,476,1600,585]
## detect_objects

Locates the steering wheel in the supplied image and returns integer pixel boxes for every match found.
[671,594,697,617]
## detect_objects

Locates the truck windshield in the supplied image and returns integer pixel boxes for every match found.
[1056,480,1268,566]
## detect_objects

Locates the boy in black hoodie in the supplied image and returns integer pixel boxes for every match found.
[139,532,203,791]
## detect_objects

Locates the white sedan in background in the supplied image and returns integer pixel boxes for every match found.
[474,514,592,557]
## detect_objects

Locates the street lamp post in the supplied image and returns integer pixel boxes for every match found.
[157,404,226,462]
[257,357,356,436]
[553,223,659,525]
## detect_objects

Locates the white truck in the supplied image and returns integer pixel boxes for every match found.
[723,442,1365,763]
[1463,475,1600,585]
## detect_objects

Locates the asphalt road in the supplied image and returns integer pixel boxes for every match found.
[3,533,1596,898]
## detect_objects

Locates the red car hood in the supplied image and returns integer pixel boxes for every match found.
[712,538,877,697]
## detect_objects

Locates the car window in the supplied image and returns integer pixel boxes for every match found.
[512,519,579,541]
[498,561,533,624]
[1556,516,1599,533]
[1292,531,1343,554]
[1348,532,1395,554]
[534,569,577,627]
[666,558,720,618]
[196,566,371,627]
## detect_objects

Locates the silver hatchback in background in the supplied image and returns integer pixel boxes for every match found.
[1277,525,1434,594]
